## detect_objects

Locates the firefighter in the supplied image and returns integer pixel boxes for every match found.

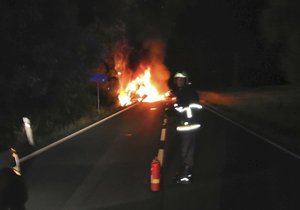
[172,72,201,184]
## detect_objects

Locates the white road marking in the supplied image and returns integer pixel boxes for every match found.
[163,118,167,126]
[20,104,138,163]
[156,117,168,167]
[203,104,300,160]
[157,149,164,166]
[160,128,166,142]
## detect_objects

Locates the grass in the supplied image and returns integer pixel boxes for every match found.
[200,85,300,154]
[15,106,121,157]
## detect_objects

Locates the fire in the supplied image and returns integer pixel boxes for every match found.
[113,39,170,106]
[118,67,166,106]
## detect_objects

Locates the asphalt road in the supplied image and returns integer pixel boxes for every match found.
[22,103,165,210]
[163,106,300,210]
[20,102,300,210]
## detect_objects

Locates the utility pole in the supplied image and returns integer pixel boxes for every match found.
[90,73,107,114]
[97,82,100,114]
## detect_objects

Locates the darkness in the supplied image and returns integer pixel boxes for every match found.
[0,0,297,145]
[165,0,285,89]
[166,0,236,88]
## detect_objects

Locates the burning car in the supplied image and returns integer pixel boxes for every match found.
[117,67,169,106]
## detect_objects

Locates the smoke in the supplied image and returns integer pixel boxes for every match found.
[112,40,133,91]
[141,39,171,93]
[113,38,170,94]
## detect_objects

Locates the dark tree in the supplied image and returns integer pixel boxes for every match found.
[261,0,300,84]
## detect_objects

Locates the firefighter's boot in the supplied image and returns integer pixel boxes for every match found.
[174,164,192,184]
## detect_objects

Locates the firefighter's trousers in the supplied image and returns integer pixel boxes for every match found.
[179,129,197,167]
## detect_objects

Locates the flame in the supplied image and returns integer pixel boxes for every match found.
[113,39,170,106]
[118,67,166,106]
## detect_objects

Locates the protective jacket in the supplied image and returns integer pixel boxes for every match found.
[173,85,199,107]
[173,85,202,131]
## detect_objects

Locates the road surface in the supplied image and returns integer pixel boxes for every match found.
[21,102,300,210]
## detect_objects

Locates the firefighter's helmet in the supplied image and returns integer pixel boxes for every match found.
[174,72,189,85]
[174,72,188,79]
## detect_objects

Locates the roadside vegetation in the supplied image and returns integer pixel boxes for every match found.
[15,106,121,157]
[0,1,126,154]
[200,85,300,153]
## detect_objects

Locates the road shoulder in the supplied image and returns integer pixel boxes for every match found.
[199,85,300,155]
